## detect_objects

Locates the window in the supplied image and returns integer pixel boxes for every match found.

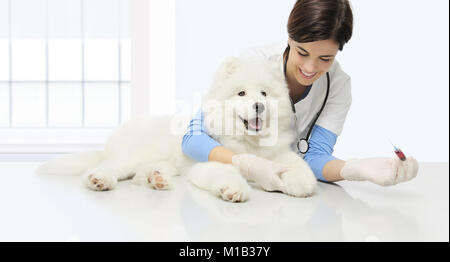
[0,0,131,153]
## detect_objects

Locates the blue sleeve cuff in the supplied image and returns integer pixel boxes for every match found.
[182,133,222,162]
[305,154,338,182]
[181,110,222,162]
[303,125,339,182]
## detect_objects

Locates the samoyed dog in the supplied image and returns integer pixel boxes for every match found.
[36,57,316,202]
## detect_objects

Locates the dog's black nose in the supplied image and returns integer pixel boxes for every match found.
[253,103,265,114]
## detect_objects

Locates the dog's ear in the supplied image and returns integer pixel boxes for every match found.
[266,55,284,81]
[218,56,240,78]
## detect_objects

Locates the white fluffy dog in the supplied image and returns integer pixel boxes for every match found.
[36,57,317,202]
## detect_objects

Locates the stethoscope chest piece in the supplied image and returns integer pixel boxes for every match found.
[298,138,309,154]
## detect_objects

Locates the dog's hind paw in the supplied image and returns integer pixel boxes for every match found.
[147,170,171,190]
[132,163,177,190]
[85,173,117,191]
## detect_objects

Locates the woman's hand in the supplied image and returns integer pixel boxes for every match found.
[232,153,290,192]
[340,157,419,186]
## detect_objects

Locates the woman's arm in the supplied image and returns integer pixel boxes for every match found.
[303,125,345,182]
[208,146,236,164]
[182,109,238,164]
[182,110,224,162]
[305,125,419,185]
[322,159,345,182]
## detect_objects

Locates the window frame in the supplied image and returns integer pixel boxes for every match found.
[0,0,176,153]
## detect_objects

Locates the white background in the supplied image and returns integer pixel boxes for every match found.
[176,0,449,163]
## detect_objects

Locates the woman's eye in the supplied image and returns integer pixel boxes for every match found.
[238,91,246,97]
[298,51,308,57]
[320,58,331,62]
[261,91,267,97]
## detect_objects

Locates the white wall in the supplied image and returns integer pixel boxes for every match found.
[338,0,449,163]
[175,0,449,162]
[131,0,176,117]
[175,0,296,113]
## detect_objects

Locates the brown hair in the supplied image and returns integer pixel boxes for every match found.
[283,0,353,62]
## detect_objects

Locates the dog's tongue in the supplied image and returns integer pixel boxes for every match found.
[248,118,262,130]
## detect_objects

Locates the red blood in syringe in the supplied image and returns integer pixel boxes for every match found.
[394,146,407,161]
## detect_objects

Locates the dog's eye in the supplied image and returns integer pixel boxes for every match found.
[261,91,267,97]
[238,91,246,97]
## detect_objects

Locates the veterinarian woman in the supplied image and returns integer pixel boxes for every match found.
[182,0,419,192]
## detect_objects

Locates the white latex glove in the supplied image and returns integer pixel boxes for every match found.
[340,157,419,187]
[232,153,289,192]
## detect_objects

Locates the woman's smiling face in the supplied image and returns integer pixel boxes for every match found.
[287,38,340,86]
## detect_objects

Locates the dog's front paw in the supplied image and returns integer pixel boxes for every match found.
[219,186,248,203]
[281,168,316,198]
[215,176,251,203]
[85,173,117,191]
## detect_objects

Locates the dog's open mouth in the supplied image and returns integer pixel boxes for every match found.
[239,116,263,132]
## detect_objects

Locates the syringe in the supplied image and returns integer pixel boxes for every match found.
[389,140,407,161]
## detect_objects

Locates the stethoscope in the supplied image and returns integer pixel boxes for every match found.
[283,45,331,154]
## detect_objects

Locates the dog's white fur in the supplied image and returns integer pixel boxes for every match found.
[36,57,316,202]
